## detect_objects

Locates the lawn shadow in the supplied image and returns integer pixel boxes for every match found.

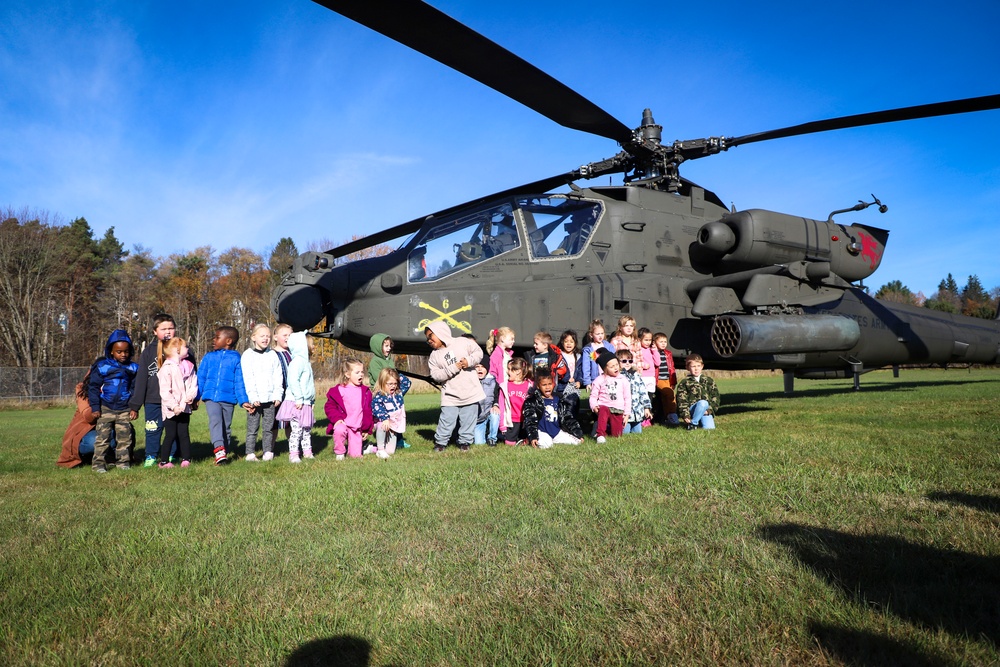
[926,491,1000,515]
[808,622,957,667]
[284,634,370,667]
[758,523,999,646]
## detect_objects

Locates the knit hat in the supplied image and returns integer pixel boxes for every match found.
[595,348,617,370]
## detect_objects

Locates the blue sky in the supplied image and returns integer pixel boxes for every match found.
[1,0,998,297]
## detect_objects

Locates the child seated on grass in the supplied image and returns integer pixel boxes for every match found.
[522,371,583,448]
[675,354,720,430]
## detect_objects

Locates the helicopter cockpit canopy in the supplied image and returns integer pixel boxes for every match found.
[406,196,603,282]
[518,196,603,259]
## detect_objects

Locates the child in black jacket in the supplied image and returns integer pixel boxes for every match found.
[522,371,583,448]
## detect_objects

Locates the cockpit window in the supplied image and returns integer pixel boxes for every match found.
[517,197,603,259]
[407,202,518,283]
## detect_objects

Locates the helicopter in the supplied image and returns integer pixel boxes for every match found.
[272,0,1000,391]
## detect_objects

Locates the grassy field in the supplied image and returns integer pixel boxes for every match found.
[1,368,998,666]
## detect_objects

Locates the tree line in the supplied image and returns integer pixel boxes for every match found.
[1,207,996,370]
[873,275,999,319]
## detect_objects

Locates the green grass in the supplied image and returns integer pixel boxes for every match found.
[1,368,998,666]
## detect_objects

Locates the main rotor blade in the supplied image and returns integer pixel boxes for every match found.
[728,94,1000,148]
[311,0,634,145]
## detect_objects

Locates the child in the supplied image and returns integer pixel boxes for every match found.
[500,357,532,446]
[652,332,679,426]
[522,371,584,448]
[88,329,139,472]
[371,367,410,459]
[610,315,642,358]
[474,364,500,446]
[637,327,657,394]
[368,333,395,387]
[581,319,615,388]
[557,329,583,416]
[588,349,631,443]
[486,326,515,438]
[241,324,283,462]
[156,337,198,468]
[197,326,251,466]
[368,333,411,449]
[325,359,375,460]
[426,321,485,452]
[637,327,657,427]
[523,331,568,394]
[616,350,652,434]
[129,313,182,467]
[276,332,316,462]
[675,353,720,430]
[270,323,293,444]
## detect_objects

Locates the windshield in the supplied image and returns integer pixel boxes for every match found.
[517,197,603,258]
[407,201,518,283]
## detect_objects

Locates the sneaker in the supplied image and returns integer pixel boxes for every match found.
[245,453,258,462]
[180,460,191,468]
[335,454,345,461]
[515,440,525,447]
[158,462,174,469]
[433,445,446,453]
[376,450,390,459]
[302,450,314,460]
[596,436,607,444]
[363,444,377,455]
[143,457,156,468]
[94,467,107,474]
[686,423,697,431]
[459,445,470,452]
[400,440,411,449]
[215,458,230,466]
[487,438,497,447]
[289,455,301,464]
[118,464,131,470]
[262,452,274,461]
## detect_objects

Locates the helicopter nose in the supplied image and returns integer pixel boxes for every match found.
[272,282,326,332]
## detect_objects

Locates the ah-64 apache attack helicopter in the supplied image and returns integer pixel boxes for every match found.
[272,0,1000,391]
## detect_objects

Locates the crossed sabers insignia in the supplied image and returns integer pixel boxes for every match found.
[417,300,472,334]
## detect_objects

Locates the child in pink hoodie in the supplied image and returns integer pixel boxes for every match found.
[588,349,631,443]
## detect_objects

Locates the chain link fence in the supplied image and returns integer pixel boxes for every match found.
[0,367,89,403]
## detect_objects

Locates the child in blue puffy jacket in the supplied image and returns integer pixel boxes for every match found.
[197,326,250,465]
[88,329,139,472]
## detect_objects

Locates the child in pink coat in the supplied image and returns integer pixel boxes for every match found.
[325,359,374,460]
[156,337,198,468]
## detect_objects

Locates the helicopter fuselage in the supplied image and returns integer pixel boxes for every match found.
[272,182,1000,375]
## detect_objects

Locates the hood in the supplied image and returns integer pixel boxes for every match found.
[288,331,309,361]
[426,321,455,347]
[104,329,134,360]
[369,333,390,358]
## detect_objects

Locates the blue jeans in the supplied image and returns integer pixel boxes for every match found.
[80,429,117,455]
[473,411,500,444]
[689,400,716,429]
[624,421,643,434]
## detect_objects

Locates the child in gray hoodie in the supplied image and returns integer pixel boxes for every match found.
[425,322,485,452]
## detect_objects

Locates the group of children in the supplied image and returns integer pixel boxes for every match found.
[423,315,721,453]
[87,314,317,472]
[84,312,720,472]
